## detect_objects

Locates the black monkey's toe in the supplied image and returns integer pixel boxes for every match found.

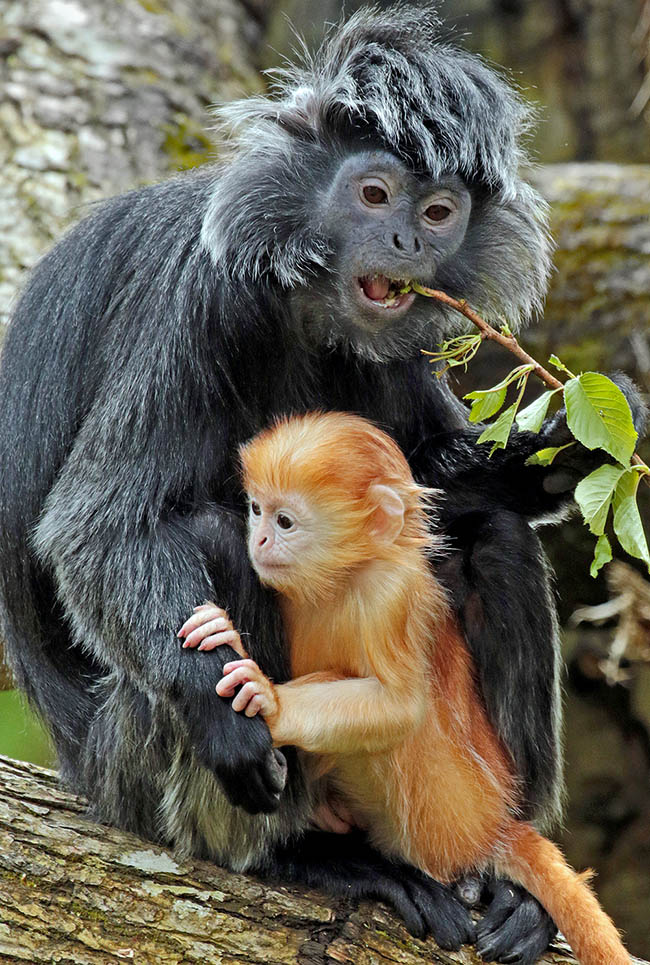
[400,868,476,949]
[476,879,556,965]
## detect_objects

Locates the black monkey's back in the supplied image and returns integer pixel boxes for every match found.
[0,170,219,783]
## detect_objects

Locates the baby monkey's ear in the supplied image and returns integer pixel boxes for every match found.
[367,484,405,545]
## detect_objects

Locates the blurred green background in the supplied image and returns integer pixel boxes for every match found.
[0,690,53,767]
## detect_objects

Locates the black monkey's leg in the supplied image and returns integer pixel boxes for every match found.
[33,486,291,816]
[261,831,476,950]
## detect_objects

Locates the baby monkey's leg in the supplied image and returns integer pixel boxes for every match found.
[177,602,248,656]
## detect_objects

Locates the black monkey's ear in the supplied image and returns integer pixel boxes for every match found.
[213,88,320,147]
[269,87,320,141]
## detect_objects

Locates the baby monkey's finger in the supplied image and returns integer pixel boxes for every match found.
[182,617,230,648]
[178,603,228,638]
[216,661,259,697]
[197,629,242,652]
[232,680,262,712]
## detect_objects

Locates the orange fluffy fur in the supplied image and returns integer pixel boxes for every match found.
[241,412,630,965]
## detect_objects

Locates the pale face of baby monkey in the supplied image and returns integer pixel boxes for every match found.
[245,482,405,605]
[246,492,315,589]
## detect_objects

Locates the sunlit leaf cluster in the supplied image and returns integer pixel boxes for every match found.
[467,362,649,577]
[415,284,649,578]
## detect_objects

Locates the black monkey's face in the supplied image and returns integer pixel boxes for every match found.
[294,150,472,360]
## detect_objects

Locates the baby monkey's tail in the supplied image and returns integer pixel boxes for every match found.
[497,822,629,965]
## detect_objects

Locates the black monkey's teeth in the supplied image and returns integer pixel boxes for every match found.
[359,275,412,308]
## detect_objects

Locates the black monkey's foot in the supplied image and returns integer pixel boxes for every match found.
[475,878,557,965]
[394,866,477,950]
[266,831,475,949]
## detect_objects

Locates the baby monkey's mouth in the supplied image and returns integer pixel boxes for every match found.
[357,274,415,311]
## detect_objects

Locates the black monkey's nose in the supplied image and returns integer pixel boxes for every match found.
[393,233,421,255]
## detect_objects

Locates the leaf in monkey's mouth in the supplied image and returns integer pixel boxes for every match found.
[358,275,414,309]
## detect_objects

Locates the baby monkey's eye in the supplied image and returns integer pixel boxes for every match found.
[277,513,294,531]
[250,500,262,516]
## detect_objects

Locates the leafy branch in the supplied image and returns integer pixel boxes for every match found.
[409,283,650,578]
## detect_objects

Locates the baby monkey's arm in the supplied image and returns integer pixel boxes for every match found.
[218,659,426,755]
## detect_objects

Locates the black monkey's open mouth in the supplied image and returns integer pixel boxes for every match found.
[356,275,416,312]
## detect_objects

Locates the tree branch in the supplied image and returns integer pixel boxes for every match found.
[3,755,636,965]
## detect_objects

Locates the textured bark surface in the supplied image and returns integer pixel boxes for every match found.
[529,164,650,389]
[0,755,607,965]
[0,0,263,329]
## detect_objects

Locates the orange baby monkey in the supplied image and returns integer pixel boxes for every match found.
[181,412,629,965]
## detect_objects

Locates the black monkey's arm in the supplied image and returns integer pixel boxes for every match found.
[31,367,288,815]
[413,372,648,522]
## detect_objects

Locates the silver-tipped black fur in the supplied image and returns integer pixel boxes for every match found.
[0,5,645,961]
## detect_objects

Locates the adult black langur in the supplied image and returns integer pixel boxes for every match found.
[0,5,646,963]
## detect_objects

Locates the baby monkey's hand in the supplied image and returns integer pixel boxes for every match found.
[177,603,248,657]
[217,659,279,719]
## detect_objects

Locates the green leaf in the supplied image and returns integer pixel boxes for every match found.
[564,373,638,466]
[574,463,627,536]
[476,403,518,453]
[464,365,534,425]
[525,442,576,466]
[465,386,507,423]
[516,389,561,434]
[590,535,613,578]
[612,470,650,572]
[548,354,575,377]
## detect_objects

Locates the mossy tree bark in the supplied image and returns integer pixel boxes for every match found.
[1,755,621,965]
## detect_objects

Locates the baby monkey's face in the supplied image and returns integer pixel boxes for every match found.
[246,490,318,588]
[245,487,363,604]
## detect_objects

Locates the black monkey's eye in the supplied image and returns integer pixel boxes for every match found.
[362,185,388,205]
[251,501,261,516]
[425,204,452,222]
[277,513,294,530]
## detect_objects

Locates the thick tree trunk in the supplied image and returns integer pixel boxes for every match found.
[0,754,620,965]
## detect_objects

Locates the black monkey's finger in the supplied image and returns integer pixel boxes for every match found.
[373,877,428,938]
[542,468,583,494]
[405,874,476,950]
[224,755,286,814]
[476,882,556,965]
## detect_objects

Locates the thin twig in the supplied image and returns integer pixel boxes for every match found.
[416,284,650,481]
[416,285,564,390]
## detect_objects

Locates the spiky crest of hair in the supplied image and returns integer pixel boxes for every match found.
[218,3,534,196]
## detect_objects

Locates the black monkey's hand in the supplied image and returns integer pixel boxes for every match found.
[474,876,557,965]
[181,652,288,814]
[538,372,648,495]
